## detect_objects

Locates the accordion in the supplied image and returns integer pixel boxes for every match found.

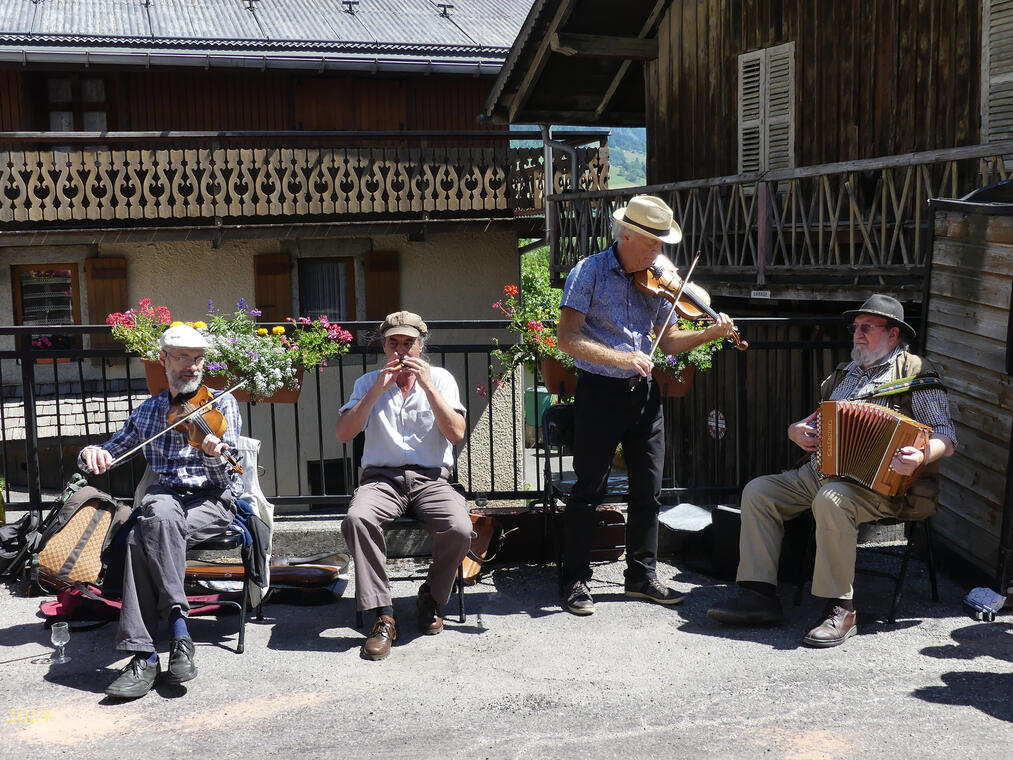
[815,400,932,497]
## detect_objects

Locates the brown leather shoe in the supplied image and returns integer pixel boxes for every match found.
[417,587,444,635]
[361,615,397,660]
[802,605,857,648]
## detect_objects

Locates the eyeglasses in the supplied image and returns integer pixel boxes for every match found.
[166,352,205,366]
[847,322,890,335]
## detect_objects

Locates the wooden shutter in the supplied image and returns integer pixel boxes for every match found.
[84,257,126,349]
[363,250,400,320]
[983,0,1013,143]
[738,51,763,174]
[254,253,292,324]
[765,42,795,170]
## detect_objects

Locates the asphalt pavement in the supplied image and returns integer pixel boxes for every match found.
[2,549,1012,759]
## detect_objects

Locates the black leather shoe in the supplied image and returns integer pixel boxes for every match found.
[564,580,595,615]
[802,605,857,648]
[707,587,785,625]
[362,615,397,660]
[105,655,161,699]
[166,636,197,685]
[417,587,444,635]
[625,577,685,605]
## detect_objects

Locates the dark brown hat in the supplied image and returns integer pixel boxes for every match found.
[842,294,916,339]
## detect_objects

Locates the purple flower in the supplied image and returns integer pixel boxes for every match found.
[250,308,262,317]
[207,299,215,313]
[236,298,249,311]
[247,351,259,359]
[206,361,227,372]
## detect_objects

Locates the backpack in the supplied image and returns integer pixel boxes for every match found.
[33,485,132,593]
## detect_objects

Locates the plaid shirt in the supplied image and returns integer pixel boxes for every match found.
[80,390,243,496]
[810,345,956,470]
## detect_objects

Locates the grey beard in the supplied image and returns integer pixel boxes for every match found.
[851,345,892,369]
[168,369,203,396]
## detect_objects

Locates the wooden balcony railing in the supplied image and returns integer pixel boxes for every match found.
[546,142,1013,294]
[0,130,608,230]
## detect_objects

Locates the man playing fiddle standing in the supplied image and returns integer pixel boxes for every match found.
[79,324,242,698]
[557,194,736,615]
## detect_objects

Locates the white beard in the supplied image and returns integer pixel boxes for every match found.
[851,344,893,369]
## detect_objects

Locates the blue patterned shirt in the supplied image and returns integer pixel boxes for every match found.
[79,390,243,496]
[560,244,671,378]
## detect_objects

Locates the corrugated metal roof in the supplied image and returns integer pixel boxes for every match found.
[150,0,265,41]
[0,0,536,61]
[34,0,151,38]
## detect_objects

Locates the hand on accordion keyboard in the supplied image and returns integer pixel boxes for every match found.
[788,411,820,452]
[889,445,925,476]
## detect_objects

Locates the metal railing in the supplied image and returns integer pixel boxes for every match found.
[0,130,609,230]
[546,141,1013,287]
[0,319,851,513]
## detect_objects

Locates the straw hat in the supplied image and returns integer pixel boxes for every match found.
[612,195,682,244]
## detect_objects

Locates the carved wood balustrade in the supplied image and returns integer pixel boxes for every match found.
[0,131,609,229]
[546,142,1013,295]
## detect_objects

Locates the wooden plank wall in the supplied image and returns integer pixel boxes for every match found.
[1,68,498,134]
[0,69,28,130]
[646,0,981,183]
[925,209,1013,575]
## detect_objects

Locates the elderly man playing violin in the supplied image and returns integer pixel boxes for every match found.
[707,294,955,647]
[79,323,242,698]
[337,310,471,660]
[557,194,736,616]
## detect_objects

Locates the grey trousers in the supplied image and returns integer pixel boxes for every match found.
[341,466,472,612]
[117,484,234,652]
[736,462,896,600]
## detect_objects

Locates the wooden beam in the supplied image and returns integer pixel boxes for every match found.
[508,0,580,124]
[550,33,659,60]
[595,0,670,120]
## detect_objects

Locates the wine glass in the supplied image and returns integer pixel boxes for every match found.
[50,622,71,664]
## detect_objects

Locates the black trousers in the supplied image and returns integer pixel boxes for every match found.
[563,370,665,586]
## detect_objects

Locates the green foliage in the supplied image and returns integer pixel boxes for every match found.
[652,319,724,376]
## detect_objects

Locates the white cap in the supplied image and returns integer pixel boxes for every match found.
[159,324,208,351]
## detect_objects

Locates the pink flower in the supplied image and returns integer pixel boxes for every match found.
[526,321,544,332]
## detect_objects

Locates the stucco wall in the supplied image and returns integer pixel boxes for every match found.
[2,226,528,501]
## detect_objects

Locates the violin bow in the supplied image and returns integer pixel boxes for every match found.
[106,379,248,470]
[648,253,701,358]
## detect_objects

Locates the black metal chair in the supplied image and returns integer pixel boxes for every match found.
[349,432,466,628]
[539,403,627,590]
[793,516,939,623]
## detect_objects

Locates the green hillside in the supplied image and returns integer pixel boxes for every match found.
[511,125,646,187]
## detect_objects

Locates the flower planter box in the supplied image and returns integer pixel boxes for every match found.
[142,359,304,403]
[652,365,695,397]
[539,357,578,396]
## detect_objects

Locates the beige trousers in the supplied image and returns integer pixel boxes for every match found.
[736,462,896,600]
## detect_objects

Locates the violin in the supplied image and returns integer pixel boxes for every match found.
[634,254,749,351]
[166,385,244,474]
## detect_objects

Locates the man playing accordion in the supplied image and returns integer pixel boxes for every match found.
[707,294,955,648]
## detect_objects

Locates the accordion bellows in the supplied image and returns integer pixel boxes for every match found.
[816,400,932,497]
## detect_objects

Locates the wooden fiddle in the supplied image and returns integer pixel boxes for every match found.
[166,385,245,474]
[634,255,749,351]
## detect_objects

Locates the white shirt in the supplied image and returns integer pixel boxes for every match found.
[340,366,465,469]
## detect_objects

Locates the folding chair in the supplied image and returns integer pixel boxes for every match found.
[132,436,273,654]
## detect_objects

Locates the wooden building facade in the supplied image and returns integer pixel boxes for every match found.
[646,0,983,183]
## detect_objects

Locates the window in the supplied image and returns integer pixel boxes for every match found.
[11,264,82,352]
[738,42,795,174]
[298,257,357,321]
[983,0,1013,143]
[40,75,111,132]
